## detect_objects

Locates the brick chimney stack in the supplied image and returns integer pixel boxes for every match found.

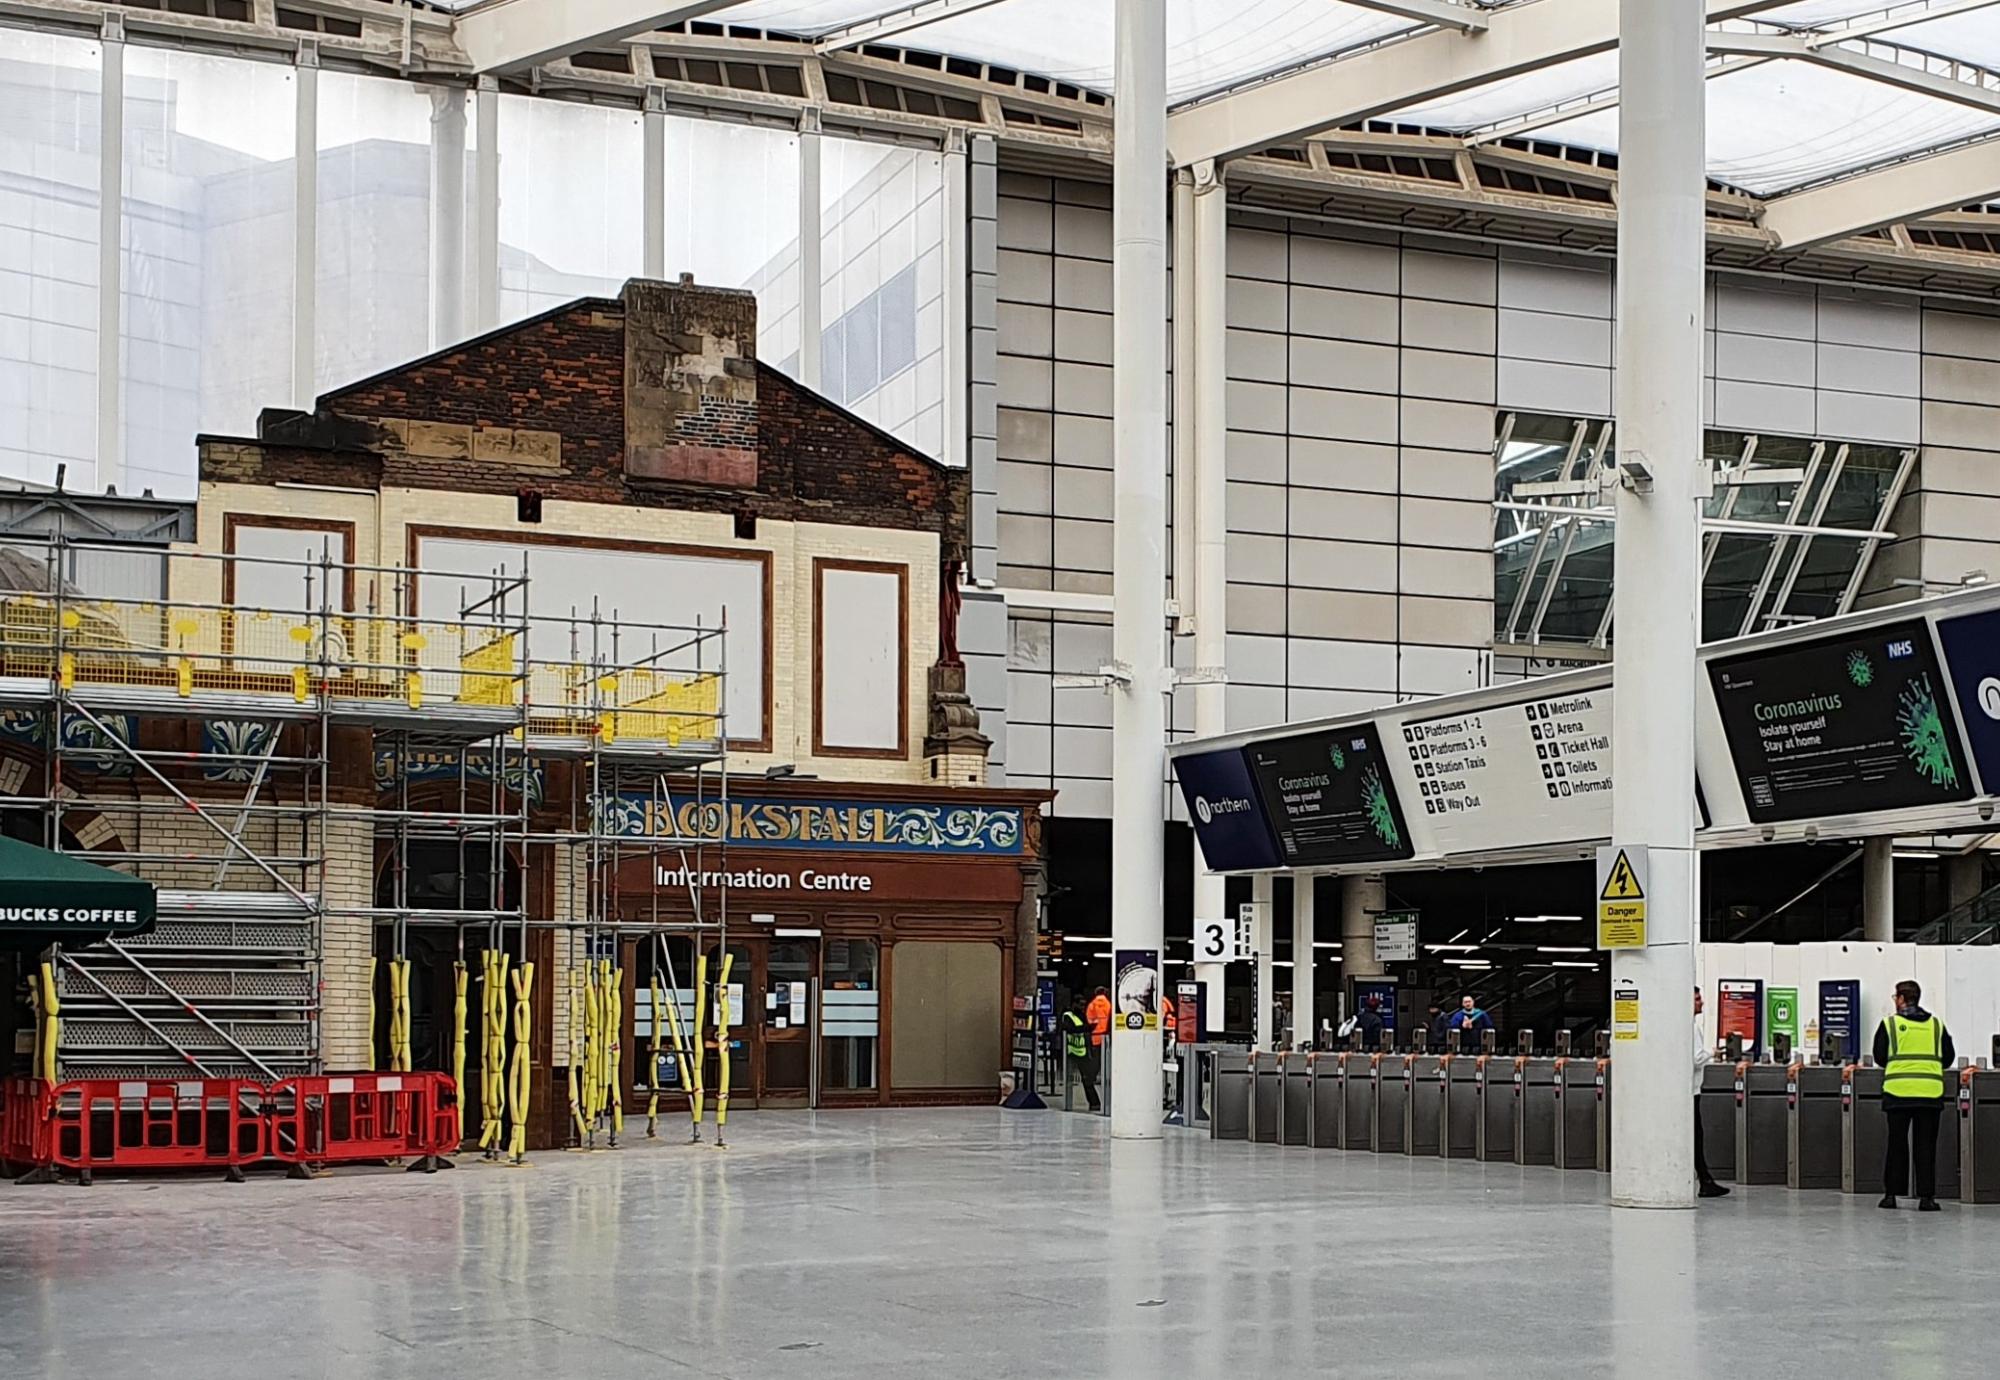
[623,275,760,488]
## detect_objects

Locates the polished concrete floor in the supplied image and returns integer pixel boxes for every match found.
[0,1107,1992,1379]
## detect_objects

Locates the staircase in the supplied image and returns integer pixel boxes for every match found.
[1910,879,2000,946]
[56,890,317,1081]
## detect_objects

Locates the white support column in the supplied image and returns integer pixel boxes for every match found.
[472,78,500,333]
[1292,876,1316,1048]
[797,111,824,391]
[642,89,667,280]
[1190,159,1229,1032]
[1252,873,1275,1049]
[942,130,970,471]
[1609,0,1706,1211]
[1107,0,1169,1141]
[96,21,124,492]
[1863,838,1896,942]
[427,86,467,350]
[292,44,319,412]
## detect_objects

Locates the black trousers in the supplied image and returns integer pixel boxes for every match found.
[1884,1102,1944,1199]
[1694,1096,1715,1185]
[1076,1046,1102,1111]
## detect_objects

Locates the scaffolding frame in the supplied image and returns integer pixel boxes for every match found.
[0,534,731,1089]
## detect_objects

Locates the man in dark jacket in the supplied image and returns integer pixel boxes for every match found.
[1356,996,1386,1052]
[1875,979,1955,1211]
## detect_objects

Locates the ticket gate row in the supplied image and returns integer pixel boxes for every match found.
[1217,1047,1613,1174]
[1212,1044,2000,1204]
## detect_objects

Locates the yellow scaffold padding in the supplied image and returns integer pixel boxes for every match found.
[367,956,378,1071]
[714,953,735,1140]
[508,961,534,1165]
[38,959,59,1086]
[607,963,624,1144]
[452,961,468,1119]
[690,953,708,1132]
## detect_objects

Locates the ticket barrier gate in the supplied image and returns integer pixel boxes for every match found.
[1735,1060,1790,1186]
[1374,1053,1409,1154]
[1550,1057,1600,1171]
[1841,1065,1884,1195]
[1209,1047,1251,1141]
[1407,1053,1445,1158]
[1249,1051,1282,1144]
[1698,1063,1737,1182]
[1309,1052,1343,1148]
[1514,1056,1559,1167]
[1442,1052,1479,1159]
[1340,1051,1377,1151]
[1279,1053,1312,1146]
[1787,1062,1844,1190]
[1961,1068,2000,1204]
[1475,1055,1514,1163]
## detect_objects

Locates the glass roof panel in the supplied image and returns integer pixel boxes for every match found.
[1389,52,1620,131]
[1755,0,1920,26]
[1884,10,2000,66]
[724,0,1421,100]
[1533,60,2000,196]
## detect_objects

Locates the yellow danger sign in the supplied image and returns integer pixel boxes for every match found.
[1596,844,1648,950]
[1612,983,1640,1042]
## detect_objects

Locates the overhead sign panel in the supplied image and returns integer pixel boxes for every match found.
[1173,747,1282,873]
[1398,687,1613,853]
[1707,619,1971,824]
[1246,724,1413,867]
[1933,607,2000,795]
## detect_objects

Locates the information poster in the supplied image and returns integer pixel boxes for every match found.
[1716,978,1763,1055]
[1708,619,1972,823]
[1246,724,1413,866]
[1173,747,1283,872]
[1114,949,1159,1033]
[1399,688,1613,852]
[1766,986,1798,1050]
[1353,980,1398,1033]
[1819,979,1862,1062]
[1176,980,1202,1047]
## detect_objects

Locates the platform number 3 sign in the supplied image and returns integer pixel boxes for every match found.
[1195,911,1246,963]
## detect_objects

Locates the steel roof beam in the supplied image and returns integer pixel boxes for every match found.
[1763,135,2000,247]
[1165,0,1799,167]
[1803,0,2000,47]
[455,0,745,72]
[1466,53,1768,146]
[1340,0,1489,34]
[1709,29,2000,112]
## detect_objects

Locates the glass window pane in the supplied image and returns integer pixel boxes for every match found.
[316,71,435,393]
[0,34,101,489]
[122,47,294,499]
[497,97,641,325]
[666,117,799,370]
[822,936,878,1093]
[820,138,945,451]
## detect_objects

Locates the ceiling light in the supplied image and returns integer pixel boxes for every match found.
[1537,946,1592,954]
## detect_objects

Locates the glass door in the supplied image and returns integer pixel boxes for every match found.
[702,940,752,1109]
[761,935,821,1107]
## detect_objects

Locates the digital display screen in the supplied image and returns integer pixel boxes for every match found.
[1246,724,1413,866]
[1707,619,1972,824]
[1172,747,1282,872]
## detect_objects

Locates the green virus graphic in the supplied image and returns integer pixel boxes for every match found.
[1846,651,1874,688]
[1328,744,1347,772]
[1897,674,1959,790]
[1362,765,1401,849]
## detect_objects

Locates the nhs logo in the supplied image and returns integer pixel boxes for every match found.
[1887,638,1916,661]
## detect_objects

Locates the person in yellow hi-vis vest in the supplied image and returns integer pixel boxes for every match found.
[1875,979,1956,1212]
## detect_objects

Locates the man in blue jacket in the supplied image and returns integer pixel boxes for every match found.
[1446,994,1494,1040]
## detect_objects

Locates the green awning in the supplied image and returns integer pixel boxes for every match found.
[0,836,156,944]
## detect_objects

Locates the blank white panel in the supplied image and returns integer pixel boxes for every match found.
[229,523,351,613]
[416,536,765,739]
[819,565,904,752]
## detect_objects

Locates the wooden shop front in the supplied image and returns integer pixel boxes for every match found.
[613,781,1046,1109]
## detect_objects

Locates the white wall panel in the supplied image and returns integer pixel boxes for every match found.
[817,564,903,753]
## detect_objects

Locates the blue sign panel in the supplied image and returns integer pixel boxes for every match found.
[596,794,1025,856]
[1173,747,1282,872]
[1819,979,1862,1062]
[1935,608,2000,794]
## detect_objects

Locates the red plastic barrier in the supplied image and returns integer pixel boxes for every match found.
[47,1078,268,1182]
[0,1076,53,1171]
[266,1072,459,1170]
